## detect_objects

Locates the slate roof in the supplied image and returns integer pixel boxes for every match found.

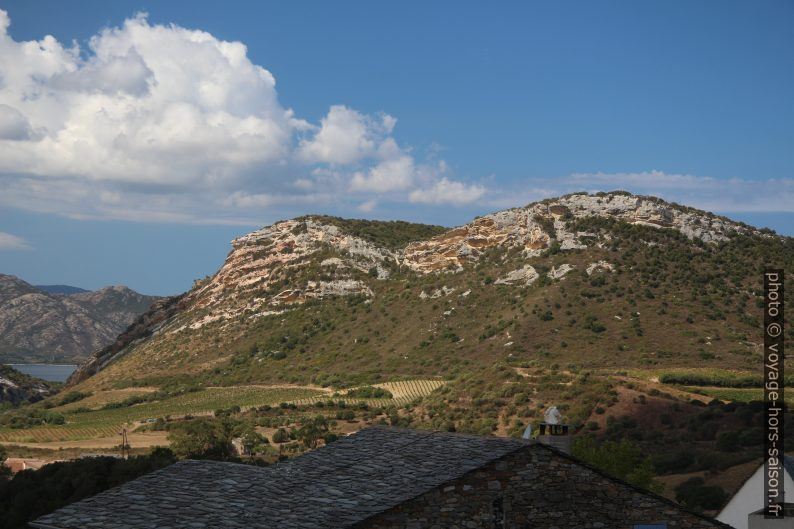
[31,426,531,529]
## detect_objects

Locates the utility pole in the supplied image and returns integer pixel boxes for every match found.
[119,427,129,459]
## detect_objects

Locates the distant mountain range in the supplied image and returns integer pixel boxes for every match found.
[0,275,161,364]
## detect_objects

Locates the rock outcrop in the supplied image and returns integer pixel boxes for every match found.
[495,265,540,286]
[402,192,745,273]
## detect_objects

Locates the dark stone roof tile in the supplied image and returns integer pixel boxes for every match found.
[32,426,529,529]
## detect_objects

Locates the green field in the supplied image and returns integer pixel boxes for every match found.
[684,386,794,406]
[0,386,323,443]
[0,380,447,443]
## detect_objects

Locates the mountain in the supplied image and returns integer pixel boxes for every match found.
[0,275,161,363]
[70,191,792,396]
[34,285,90,295]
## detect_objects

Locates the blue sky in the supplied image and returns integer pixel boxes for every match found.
[0,1,792,295]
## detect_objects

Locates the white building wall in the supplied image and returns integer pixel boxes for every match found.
[748,514,793,529]
[716,465,794,529]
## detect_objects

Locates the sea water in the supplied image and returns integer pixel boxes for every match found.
[6,364,77,383]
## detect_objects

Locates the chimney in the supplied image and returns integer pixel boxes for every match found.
[536,406,571,454]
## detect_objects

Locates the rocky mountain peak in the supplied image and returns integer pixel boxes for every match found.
[402,191,750,273]
[173,192,755,321]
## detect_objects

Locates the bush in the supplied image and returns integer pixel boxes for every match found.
[271,428,290,443]
[344,386,393,399]
[674,477,727,510]
[572,435,662,492]
[652,450,695,474]
[0,409,65,429]
[56,391,91,406]
[715,431,741,452]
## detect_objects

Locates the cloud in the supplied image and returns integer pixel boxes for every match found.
[357,200,377,212]
[351,153,416,192]
[410,178,486,205]
[0,10,484,223]
[0,104,36,140]
[0,231,30,250]
[298,105,395,165]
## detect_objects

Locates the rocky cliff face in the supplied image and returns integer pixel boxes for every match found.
[0,275,161,363]
[184,192,748,314]
[402,192,745,273]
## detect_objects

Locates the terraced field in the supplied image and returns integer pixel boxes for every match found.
[0,380,446,444]
[0,425,120,444]
[54,388,158,412]
[289,378,445,407]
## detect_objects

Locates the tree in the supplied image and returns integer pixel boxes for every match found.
[239,426,267,460]
[168,418,239,460]
[674,477,727,510]
[572,435,662,493]
[296,415,329,449]
[0,449,175,529]
[0,444,10,481]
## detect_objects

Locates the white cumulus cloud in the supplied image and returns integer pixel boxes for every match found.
[0,231,30,250]
[0,10,486,222]
[298,105,395,165]
[410,178,486,205]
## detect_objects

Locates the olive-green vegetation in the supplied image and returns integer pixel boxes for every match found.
[572,434,662,493]
[0,448,177,529]
[296,215,448,250]
[0,386,323,443]
[674,477,728,511]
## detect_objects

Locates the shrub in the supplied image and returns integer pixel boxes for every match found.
[271,428,290,443]
[674,477,727,510]
[715,431,741,452]
[345,386,393,399]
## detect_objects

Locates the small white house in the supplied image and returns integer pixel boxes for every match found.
[747,503,794,528]
[716,456,794,529]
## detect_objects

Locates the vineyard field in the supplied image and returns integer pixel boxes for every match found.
[0,381,444,445]
[0,386,323,443]
[289,379,445,407]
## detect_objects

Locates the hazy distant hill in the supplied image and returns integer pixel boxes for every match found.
[0,275,161,363]
[34,284,90,295]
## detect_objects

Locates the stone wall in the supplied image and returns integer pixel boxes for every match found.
[354,444,726,529]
